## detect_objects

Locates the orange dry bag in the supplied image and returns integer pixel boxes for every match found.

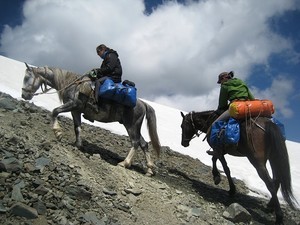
[229,99,275,119]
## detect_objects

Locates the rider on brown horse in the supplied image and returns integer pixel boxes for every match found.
[208,71,255,155]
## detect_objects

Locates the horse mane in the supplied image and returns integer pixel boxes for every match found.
[193,110,214,118]
[191,110,215,132]
[48,67,82,101]
[198,110,214,115]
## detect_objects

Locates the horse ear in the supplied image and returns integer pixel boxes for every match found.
[181,111,185,118]
[25,62,32,71]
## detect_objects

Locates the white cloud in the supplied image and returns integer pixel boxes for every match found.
[0,0,298,118]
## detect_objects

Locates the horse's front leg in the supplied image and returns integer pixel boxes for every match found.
[118,147,136,168]
[52,101,78,141]
[219,155,236,196]
[212,156,221,185]
[71,111,82,148]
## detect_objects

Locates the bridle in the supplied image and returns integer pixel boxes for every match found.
[190,111,202,138]
[182,112,203,142]
[22,67,53,96]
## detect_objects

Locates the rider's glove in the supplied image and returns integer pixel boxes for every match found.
[85,69,98,81]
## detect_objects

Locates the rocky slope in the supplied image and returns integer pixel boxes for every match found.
[0,92,299,225]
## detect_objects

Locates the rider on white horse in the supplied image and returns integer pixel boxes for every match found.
[87,44,123,103]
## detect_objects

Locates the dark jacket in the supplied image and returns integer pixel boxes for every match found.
[218,78,255,111]
[96,49,122,83]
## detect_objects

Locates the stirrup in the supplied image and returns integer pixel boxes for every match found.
[206,150,215,156]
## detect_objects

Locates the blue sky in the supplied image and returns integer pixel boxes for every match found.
[0,0,299,142]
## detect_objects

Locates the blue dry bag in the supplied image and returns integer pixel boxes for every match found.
[225,117,240,144]
[210,117,240,148]
[99,78,137,107]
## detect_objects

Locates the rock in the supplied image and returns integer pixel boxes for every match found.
[103,188,117,196]
[124,188,142,196]
[35,157,51,172]
[0,98,17,110]
[0,157,23,172]
[222,203,252,223]
[0,201,7,213]
[66,185,92,200]
[10,202,38,219]
[33,200,47,215]
[11,184,24,202]
[79,211,105,225]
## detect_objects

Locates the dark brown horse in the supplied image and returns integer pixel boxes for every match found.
[22,63,160,176]
[180,110,298,224]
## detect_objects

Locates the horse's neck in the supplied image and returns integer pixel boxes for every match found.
[34,67,57,89]
[36,67,78,91]
[193,112,212,133]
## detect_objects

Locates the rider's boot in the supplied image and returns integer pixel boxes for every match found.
[206,146,223,157]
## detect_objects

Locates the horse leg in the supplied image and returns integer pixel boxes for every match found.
[219,155,236,196]
[212,156,221,185]
[52,116,62,140]
[265,157,281,211]
[139,136,154,176]
[52,101,78,141]
[71,111,82,148]
[144,151,154,176]
[254,164,283,224]
[266,175,280,211]
[118,147,136,168]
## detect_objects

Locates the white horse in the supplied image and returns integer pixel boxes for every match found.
[22,63,160,176]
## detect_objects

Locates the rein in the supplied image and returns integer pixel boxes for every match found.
[189,112,203,140]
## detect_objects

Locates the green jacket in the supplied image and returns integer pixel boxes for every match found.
[218,78,255,111]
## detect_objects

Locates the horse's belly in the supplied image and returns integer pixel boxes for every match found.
[84,104,123,123]
[225,145,244,157]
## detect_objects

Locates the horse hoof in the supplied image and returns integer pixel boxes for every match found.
[118,161,125,167]
[214,176,221,185]
[118,161,131,168]
[75,142,82,149]
[145,168,154,177]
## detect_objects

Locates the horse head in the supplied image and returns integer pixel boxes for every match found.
[22,63,57,100]
[21,63,44,100]
[180,110,216,147]
[180,111,198,147]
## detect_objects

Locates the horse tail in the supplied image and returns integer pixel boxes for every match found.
[265,121,298,208]
[144,102,161,157]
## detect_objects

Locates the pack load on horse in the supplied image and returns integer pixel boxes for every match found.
[97,78,137,107]
[180,71,298,224]
[22,63,160,176]
[229,99,275,119]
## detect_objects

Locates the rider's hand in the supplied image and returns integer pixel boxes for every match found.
[86,69,97,81]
